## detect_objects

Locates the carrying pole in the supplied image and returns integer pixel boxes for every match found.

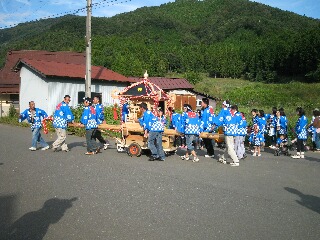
[85,0,92,98]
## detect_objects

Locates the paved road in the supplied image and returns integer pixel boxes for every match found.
[0,124,319,240]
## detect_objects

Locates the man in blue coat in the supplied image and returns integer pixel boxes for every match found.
[52,95,74,152]
[200,98,215,158]
[138,102,165,161]
[80,97,100,155]
[92,95,110,150]
[19,101,50,151]
[180,104,200,162]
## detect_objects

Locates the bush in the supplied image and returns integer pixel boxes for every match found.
[8,104,18,118]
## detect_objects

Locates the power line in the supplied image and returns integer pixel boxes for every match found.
[0,0,133,30]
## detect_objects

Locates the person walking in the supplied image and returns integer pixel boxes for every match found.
[199,98,215,158]
[138,102,165,161]
[80,98,101,155]
[52,95,74,152]
[19,101,50,151]
[180,104,200,162]
[216,105,241,166]
[92,95,110,150]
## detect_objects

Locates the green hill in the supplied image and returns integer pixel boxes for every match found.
[0,0,319,82]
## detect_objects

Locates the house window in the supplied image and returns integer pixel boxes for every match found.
[10,94,19,102]
[78,92,102,104]
[196,99,202,107]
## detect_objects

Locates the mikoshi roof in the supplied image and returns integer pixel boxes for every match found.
[119,78,170,101]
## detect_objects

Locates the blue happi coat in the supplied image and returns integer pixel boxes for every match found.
[295,115,308,140]
[237,115,247,136]
[200,106,215,132]
[53,101,74,129]
[181,111,200,135]
[249,132,265,146]
[19,108,48,130]
[139,110,164,132]
[94,103,105,125]
[80,106,98,130]
[170,112,180,129]
[257,116,267,134]
[216,110,240,136]
[276,116,288,134]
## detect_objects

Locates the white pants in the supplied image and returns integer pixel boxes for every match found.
[234,136,245,159]
[53,128,68,150]
[225,136,239,163]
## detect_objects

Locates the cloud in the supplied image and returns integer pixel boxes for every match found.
[0,11,32,28]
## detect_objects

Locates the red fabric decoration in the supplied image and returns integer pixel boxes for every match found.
[113,106,118,120]
[42,116,54,134]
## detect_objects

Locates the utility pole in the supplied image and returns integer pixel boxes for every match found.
[85,0,92,98]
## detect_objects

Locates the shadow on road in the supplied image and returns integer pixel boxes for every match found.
[1,197,77,240]
[67,141,87,149]
[303,156,320,163]
[285,187,320,214]
[0,163,3,165]
[0,195,16,236]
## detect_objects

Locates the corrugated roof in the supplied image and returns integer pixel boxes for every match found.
[17,59,134,83]
[128,77,194,90]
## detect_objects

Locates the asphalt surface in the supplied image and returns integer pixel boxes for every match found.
[0,124,319,240]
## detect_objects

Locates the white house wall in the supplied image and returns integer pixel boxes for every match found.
[20,66,49,114]
[20,65,129,115]
[47,80,127,115]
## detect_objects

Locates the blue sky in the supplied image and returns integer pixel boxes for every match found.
[0,0,319,29]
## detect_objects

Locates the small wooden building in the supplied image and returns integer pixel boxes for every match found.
[128,77,216,111]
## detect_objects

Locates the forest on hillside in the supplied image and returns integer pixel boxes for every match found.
[0,0,319,83]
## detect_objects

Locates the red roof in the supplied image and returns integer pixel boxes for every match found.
[0,50,85,85]
[128,77,193,90]
[17,59,133,83]
[0,50,133,93]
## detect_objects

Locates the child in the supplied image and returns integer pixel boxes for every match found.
[235,112,247,159]
[274,134,289,156]
[158,108,167,127]
[249,124,265,157]
[257,109,267,151]
[275,108,288,145]
[266,107,277,148]
[251,109,259,127]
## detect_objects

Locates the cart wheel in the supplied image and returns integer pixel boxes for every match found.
[127,143,142,157]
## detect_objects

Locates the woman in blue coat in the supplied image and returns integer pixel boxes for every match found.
[292,107,308,159]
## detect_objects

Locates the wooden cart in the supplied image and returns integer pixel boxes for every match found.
[97,123,178,157]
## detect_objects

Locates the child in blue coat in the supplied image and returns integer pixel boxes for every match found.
[249,124,265,157]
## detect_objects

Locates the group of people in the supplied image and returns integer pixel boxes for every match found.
[19,95,109,155]
[249,107,320,159]
[19,95,320,164]
[139,98,320,166]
